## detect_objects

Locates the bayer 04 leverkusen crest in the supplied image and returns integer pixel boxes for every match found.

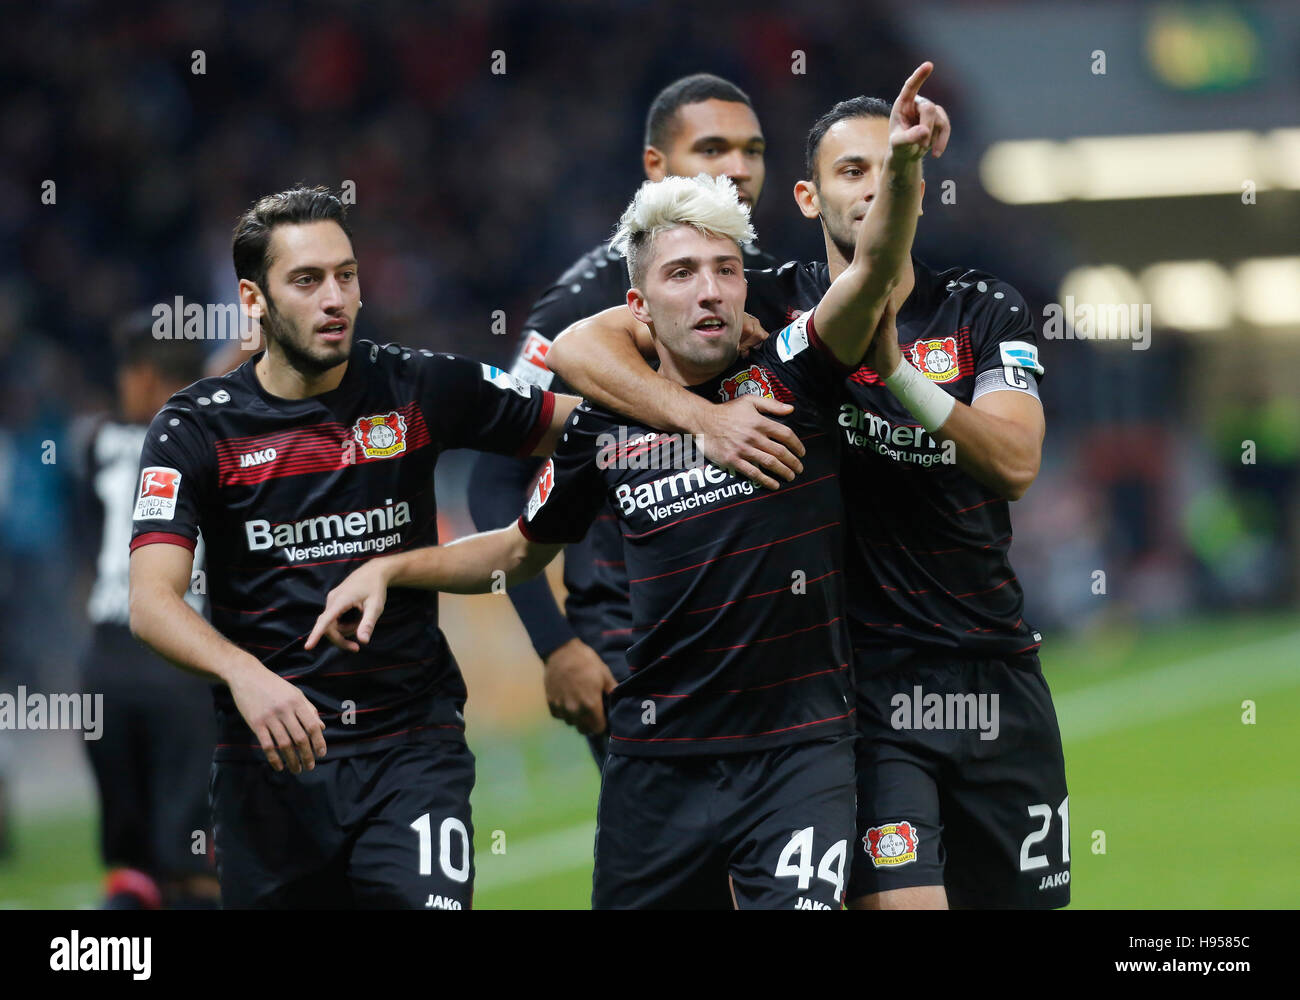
[864,821,920,868]
[909,336,962,383]
[353,411,408,460]
[717,364,774,402]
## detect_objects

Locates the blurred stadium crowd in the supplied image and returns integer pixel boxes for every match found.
[1,0,1296,714]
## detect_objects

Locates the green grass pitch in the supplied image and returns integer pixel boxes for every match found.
[2,613,1296,909]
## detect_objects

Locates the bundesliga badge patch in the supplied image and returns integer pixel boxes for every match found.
[909,336,961,383]
[864,821,919,868]
[134,467,181,521]
[718,365,774,402]
[353,411,408,460]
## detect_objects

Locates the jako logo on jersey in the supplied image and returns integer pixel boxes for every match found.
[1038,871,1070,890]
[718,365,773,402]
[525,459,555,521]
[909,336,962,383]
[864,821,919,868]
[244,499,412,551]
[133,467,181,521]
[353,412,407,460]
[238,447,277,468]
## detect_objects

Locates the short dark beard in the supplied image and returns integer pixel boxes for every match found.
[261,290,345,377]
[819,204,856,266]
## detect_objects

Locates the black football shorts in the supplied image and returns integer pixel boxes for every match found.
[593,736,855,910]
[211,740,475,909]
[849,654,1070,908]
[81,624,216,879]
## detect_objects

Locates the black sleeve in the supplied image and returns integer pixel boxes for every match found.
[967,281,1045,404]
[417,353,556,457]
[467,450,577,660]
[505,251,629,394]
[129,402,213,554]
[756,308,852,407]
[743,262,801,332]
[517,405,607,546]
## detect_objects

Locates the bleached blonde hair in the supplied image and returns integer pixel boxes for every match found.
[610,173,756,287]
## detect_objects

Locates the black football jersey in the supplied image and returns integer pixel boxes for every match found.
[745,258,1045,667]
[499,238,783,668]
[520,312,854,757]
[72,416,207,627]
[129,339,555,759]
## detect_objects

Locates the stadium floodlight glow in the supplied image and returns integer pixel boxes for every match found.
[1140,261,1233,332]
[1234,257,1300,328]
[1056,265,1147,345]
[981,131,1282,202]
[1262,128,1300,190]
[978,140,1066,204]
[1069,131,1256,200]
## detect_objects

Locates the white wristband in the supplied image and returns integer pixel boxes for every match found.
[883,358,956,432]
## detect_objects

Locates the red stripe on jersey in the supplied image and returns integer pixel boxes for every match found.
[214,402,433,486]
[767,372,796,404]
[130,531,196,553]
[857,533,1013,556]
[849,326,973,385]
[698,616,843,653]
[515,390,556,458]
[952,576,1016,599]
[650,664,848,698]
[804,309,857,373]
[608,709,853,744]
[312,657,440,679]
[685,570,840,615]
[951,497,999,515]
[611,571,843,640]
[628,522,839,583]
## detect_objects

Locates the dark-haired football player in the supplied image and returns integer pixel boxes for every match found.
[129,185,578,909]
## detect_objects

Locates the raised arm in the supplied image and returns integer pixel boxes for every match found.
[815,62,947,365]
[548,306,806,489]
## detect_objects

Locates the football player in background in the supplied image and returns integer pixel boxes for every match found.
[71,313,219,908]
